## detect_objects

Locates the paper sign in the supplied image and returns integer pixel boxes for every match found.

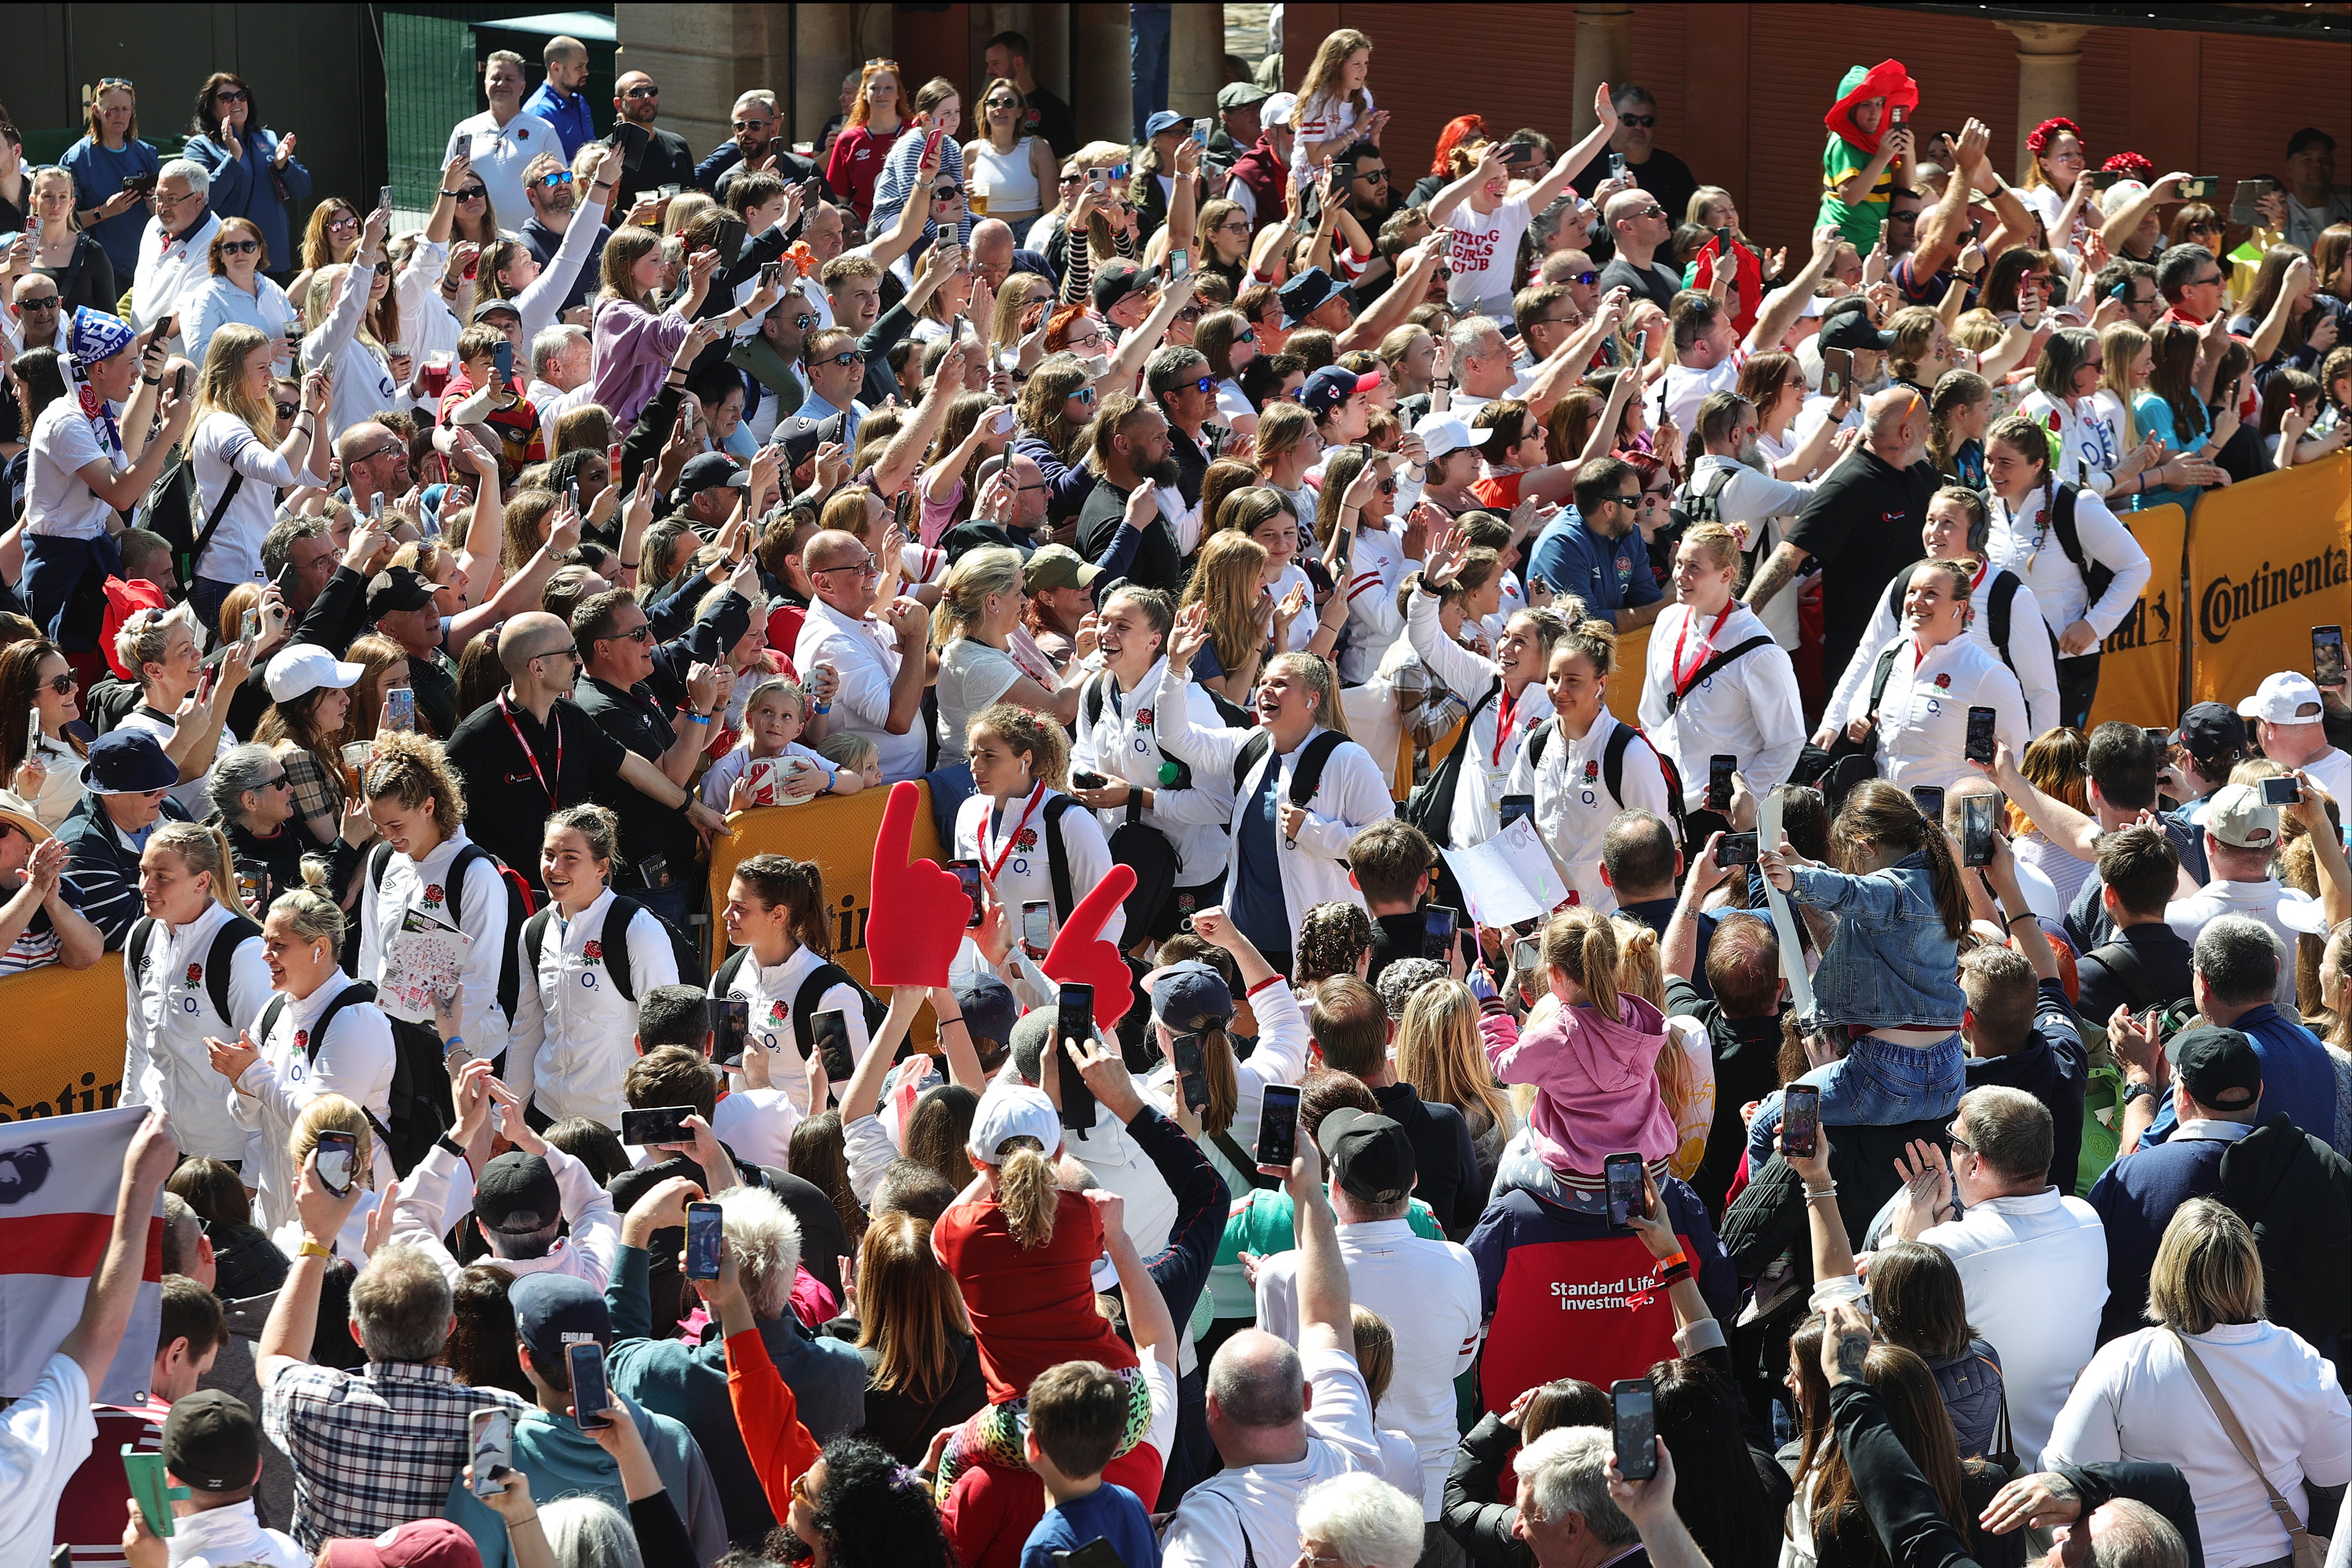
[1444,816,1572,929]
[378,904,471,1023]
[1758,794,1816,1020]
[744,756,817,809]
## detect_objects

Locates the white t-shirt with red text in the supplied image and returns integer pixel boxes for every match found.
[1445,193,1533,313]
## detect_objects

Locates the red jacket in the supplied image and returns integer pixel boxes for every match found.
[1227,136,1289,229]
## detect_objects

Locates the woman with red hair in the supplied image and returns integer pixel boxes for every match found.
[2021,115,2097,247]
[1414,115,1488,205]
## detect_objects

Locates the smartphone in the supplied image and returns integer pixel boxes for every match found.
[760,259,784,291]
[1170,248,1190,279]
[122,1451,181,1538]
[315,1129,358,1197]
[1707,755,1736,812]
[1910,784,1946,821]
[2178,176,2218,201]
[923,120,944,166]
[1965,706,1997,767]
[1055,983,1097,1130]
[1888,105,1907,130]
[709,214,748,263]
[1256,1082,1302,1169]
[25,707,42,764]
[1604,1151,1645,1228]
[684,1199,725,1279]
[379,183,394,214]
[1172,1029,1209,1111]
[2089,169,2126,193]
[1501,141,1539,170]
[2231,177,2276,226]
[611,120,650,166]
[1820,346,1853,403]
[1608,152,1628,180]
[1193,118,1212,147]
[383,686,417,733]
[1717,831,1758,867]
[567,1341,613,1431]
[1329,526,1353,572]
[1961,794,1997,867]
[1089,167,1112,194]
[809,1006,852,1081]
[1781,1083,1821,1159]
[620,1104,695,1147]
[1020,899,1052,954]
[121,171,157,197]
[1422,904,1459,962]
[948,859,985,927]
[1714,225,1733,256]
[493,337,513,388]
[1070,770,1107,790]
[1611,1379,1660,1482]
[2261,774,2301,806]
[2313,626,2347,689]
[1512,936,1541,975]
[470,1407,513,1497]
[1499,793,1536,833]
[990,405,1017,435]
[193,659,217,707]
[710,995,750,1065]
[173,363,190,398]
[1054,1540,1129,1568]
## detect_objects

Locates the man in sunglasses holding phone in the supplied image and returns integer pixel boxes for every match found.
[518,149,608,318]
[1566,84,1698,230]
[609,71,696,213]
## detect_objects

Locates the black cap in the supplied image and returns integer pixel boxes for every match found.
[2173,1025,2262,1111]
[1091,261,1153,315]
[776,410,850,473]
[1317,1107,1415,1206]
[161,1390,261,1494]
[367,565,439,622]
[2287,127,2335,158]
[2173,701,2248,770]
[678,452,747,495]
[474,1151,562,1234]
[509,1271,612,1369]
[1819,312,1894,351]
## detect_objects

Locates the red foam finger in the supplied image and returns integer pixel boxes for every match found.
[1042,864,1139,1031]
[867,781,969,988]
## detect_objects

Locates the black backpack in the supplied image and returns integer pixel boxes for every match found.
[138,452,244,595]
[708,948,891,1083]
[522,895,706,1004]
[1881,568,2024,680]
[2046,480,2114,612]
[1232,729,1347,810]
[366,840,532,1018]
[257,981,397,1150]
[1525,718,1687,843]
[1080,674,1183,933]
[126,911,263,1030]
[1405,678,1499,849]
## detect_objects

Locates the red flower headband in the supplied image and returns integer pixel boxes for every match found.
[2027,117,2084,157]
[2101,151,2153,182]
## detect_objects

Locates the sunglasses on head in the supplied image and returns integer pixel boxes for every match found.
[97,77,133,91]
[220,238,260,255]
[1618,113,1657,128]
[865,57,900,70]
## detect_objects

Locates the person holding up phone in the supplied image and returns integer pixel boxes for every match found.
[1427,85,1625,320]
[1830,560,2028,795]
[712,853,871,1116]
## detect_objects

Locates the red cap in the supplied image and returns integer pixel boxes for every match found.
[323,1521,485,1568]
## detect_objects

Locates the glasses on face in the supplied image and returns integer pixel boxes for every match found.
[1174,304,1202,322]
[258,772,291,790]
[531,645,584,667]
[41,673,74,695]
[1610,491,1642,506]
[326,212,359,232]
[454,186,487,203]
[625,84,660,98]
[1060,173,1082,186]
[539,171,574,189]
[933,185,961,201]
[985,97,1018,111]
[1355,167,1389,185]
[1638,204,1667,220]
[733,120,771,133]
[154,188,195,208]
[815,350,865,368]
[1619,113,1657,128]
[1946,1122,1974,1156]
[790,313,818,330]
[273,400,298,419]
[351,440,403,466]
[1530,315,1580,332]
[1566,270,1599,288]
[1236,329,1257,345]
[18,294,60,312]
[220,238,260,255]
[598,623,655,645]
[2187,223,2221,238]
[2190,271,2223,287]
[1888,209,1919,225]
[811,556,880,579]
[1071,386,1097,406]
[372,259,393,277]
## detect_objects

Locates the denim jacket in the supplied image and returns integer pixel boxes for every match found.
[1787,849,1966,1029]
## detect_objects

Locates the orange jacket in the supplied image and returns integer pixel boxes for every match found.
[724,1325,824,1521]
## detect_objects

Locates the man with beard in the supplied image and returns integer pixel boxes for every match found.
[1566,83,1698,237]
[1075,395,1184,593]
[610,71,695,211]
[518,150,607,318]
[695,91,815,200]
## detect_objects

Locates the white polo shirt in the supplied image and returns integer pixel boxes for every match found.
[794,595,926,784]
[1845,631,2030,795]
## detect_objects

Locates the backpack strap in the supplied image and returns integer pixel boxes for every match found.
[1232,731,1272,796]
[1885,571,1909,627]
[1865,643,1901,722]
[1406,677,1501,849]
[1211,1129,1278,1191]
[710,946,749,996]
[1042,795,1080,927]
[602,897,641,1004]
[1287,731,1346,808]
[1527,717,1557,769]
[1083,670,1106,731]
[525,907,557,975]
[259,995,286,1048]
[790,962,862,1060]
[1661,635,1776,716]
[367,840,395,892]
[202,914,262,1027]
[2049,481,2086,571]
[1988,571,2020,676]
[308,980,400,1151]
[189,469,246,580]
[128,916,157,984]
[2086,938,2161,1014]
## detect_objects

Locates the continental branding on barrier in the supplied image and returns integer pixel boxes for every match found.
[2198,545,2352,644]
[2102,585,2173,653]
[0,1072,123,1123]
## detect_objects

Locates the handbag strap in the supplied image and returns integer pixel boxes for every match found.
[2167,1328,2317,1550]
[1981,1354,2017,1468]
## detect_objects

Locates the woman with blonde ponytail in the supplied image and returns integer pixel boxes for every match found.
[123,821,275,1162]
[929,1080,1149,1489]
[1487,903,1679,1201]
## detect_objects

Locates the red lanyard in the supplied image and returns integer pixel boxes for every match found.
[1671,602,1737,698]
[1492,686,1521,766]
[982,784,1049,884]
[498,693,560,806]
[1968,558,1989,595]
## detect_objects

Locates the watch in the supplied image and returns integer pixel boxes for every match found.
[2121,1080,2158,1106]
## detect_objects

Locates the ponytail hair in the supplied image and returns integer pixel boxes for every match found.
[1834,780,1971,939]
[731,852,833,957]
[270,885,347,952]
[1541,904,1621,1017]
[1267,651,1351,738]
[361,731,467,831]
[147,821,242,915]
[992,1138,1060,1249]
[1615,917,1694,1132]
[1555,618,1619,680]
[969,703,1072,790]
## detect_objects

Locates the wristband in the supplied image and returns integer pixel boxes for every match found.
[936,1015,965,1028]
[440,188,462,198]
[298,1238,332,1259]
[812,701,832,714]
[141,374,160,385]
[1653,1249,1689,1273]
[1656,1259,1692,1286]
[688,711,714,724]
[1805,1184,1839,1200]
[2006,910,2036,929]
[437,1134,469,1160]
[620,559,641,571]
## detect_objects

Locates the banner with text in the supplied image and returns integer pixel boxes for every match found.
[0,956,127,1125]
[2087,502,2187,731]
[2186,454,2352,707]
[706,788,947,1048]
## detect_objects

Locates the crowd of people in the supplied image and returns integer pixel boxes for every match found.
[0,27,2350,1568]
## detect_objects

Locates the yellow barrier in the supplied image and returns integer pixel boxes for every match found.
[2087,502,2188,732]
[0,955,129,1124]
[1606,623,1652,724]
[2185,452,2352,707]
[706,786,946,1047]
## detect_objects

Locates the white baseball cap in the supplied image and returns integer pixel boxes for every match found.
[1414,412,1475,459]
[265,644,366,704]
[967,1078,1062,1164]
[2237,671,2325,725]
[1262,92,1298,129]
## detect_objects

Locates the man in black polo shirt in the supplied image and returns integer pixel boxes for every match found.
[1600,810,1679,935]
[1074,394,1183,593]
[1750,385,1938,693]
[1348,819,1439,984]
[366,567,460,739]
[444,611,728,893]
[1146,345,1223,509]
[1309,975,1483,1239]
[570,587,749,931]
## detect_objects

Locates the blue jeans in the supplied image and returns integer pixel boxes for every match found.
[1130,4,1172,143]
[189,576,241,644]
[1746,1030,1965,1173]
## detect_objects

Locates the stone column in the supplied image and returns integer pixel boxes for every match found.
[1072,3,1131,149]
[1571,5,1633,143]
[613,3,789,156]
[793,2,856,145]
[1170,4,1225,119]
[1999,22,2094,185]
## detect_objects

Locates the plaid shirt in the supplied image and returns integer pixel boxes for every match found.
[263,1358,528,1550]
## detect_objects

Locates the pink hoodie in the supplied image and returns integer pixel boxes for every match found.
[1488,993,1678,1177]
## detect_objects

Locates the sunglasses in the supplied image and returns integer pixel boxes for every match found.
[598,623,655,644]
[933,185,962,200]
[41,672,74,695]
[532,645,585,666]
[1059,173,1082,186]
[258,772,291,789]
[373,259,393,276]
[864,58,900,70]
[215,88,248,104]
[984,97,1018,111]
[97,77,134,91]
[17,295,60,311]
[1618,113,1657,128]
[220,238,260,255]
[539,171,574,189]
[326,212,359,229]
[1636,204,1667,219]
[454,186,488,202]
[1071,386,1097,405]
[274,400,298,419]
[1355,168,1389,184]
[1236,329,1257,344]
[815,350,866,367]
[1160,374,1217,395]
[625,84,660,98]
[790,313,818,330]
